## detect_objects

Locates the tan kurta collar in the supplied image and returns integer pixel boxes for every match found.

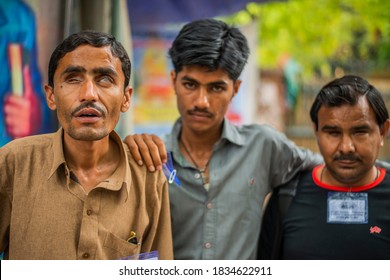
[48,128,131,197]
[48,128,66,179]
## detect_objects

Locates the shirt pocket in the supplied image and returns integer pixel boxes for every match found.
[103,231,141,260]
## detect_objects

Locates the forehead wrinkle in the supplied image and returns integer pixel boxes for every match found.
[319,103,376,131]
[60,65,86,77]
[92,67,118,77]
[59,65,118,79]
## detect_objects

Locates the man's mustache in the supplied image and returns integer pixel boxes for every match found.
[188,107,213,117]
[72,102,106,117]
[333,153,361,161]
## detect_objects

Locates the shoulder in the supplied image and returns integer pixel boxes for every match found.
[0,133,55,189]
[123,142,168,203]
[1,133,55,156]
[233,123,292,146]
[236,123,285,136]
[273,168,314,197]
[379,168,390,186]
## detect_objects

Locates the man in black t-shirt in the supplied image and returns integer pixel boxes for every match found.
[259,75,390,260]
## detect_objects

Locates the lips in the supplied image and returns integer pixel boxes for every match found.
[73,108,103,124]
[188,110,212,119]
[74,108,102,118]
[335,160,359,169]
[337,160,356,164]
[192,112,210,117]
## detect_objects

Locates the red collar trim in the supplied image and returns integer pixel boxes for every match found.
[312,165,386,192]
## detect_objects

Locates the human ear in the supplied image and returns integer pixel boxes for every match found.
[233,79,242,98]
[380,120,390,146]
[44,84,57,111]
[121,86,132,113]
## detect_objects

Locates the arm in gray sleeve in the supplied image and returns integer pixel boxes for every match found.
[266,128,323,188]
[376,159,390,171]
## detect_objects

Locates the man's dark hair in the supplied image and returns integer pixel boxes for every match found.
[168,18,249,81]
[48,30,131,88]
[310,75,389,130]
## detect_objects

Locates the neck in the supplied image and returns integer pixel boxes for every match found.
[319,165,379,187]
[180,123,222,151]
[179,128,219,171]
[63,133,120,193]
[63,133,114,170]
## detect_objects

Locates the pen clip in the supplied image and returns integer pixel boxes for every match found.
[162,152,181,186]
[127,230,138,244]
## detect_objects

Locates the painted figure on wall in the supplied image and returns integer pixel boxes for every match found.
[0,0,54,146]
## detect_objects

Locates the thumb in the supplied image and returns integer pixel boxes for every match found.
[23,64,33,99]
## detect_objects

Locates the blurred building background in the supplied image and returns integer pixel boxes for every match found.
[2,0,390,160]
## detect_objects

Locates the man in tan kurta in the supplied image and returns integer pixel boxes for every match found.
[0,30,173,260]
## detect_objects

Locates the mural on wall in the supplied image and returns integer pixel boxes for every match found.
[132,28,180,135]
[0,0,54,147]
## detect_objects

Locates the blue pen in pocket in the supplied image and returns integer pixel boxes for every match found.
[162,152,181,186]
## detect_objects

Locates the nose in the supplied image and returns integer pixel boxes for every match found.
[79,79,98,102]
[339,134,355,154]
[194,87,209,109]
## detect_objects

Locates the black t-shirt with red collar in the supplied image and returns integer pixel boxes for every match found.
[281,166,390,260]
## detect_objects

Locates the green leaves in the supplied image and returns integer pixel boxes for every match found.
[226,0,390,79]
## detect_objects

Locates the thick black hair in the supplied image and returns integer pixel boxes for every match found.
[310,75,389,130]
[168,18,249,81]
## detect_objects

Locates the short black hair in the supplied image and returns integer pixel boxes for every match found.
[48,30,131,88]
[310,75,389,130]
[168,18,249,81]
